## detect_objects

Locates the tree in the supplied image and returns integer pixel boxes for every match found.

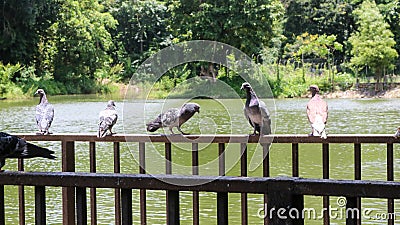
[283,0,354,63]
[0,0,58,65]
[167,0,284,81]
[108,0,169,80]
[348,0,398,91]
[42,0,117,88]
[168,0,283,58]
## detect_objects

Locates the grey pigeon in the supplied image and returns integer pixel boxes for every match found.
[0,132,56,171]
[98,100,118,138]
[35,89,54,135]
[146,103,200,135]
[241,82,271,135]
[394,127,400,138]
[307,85,328,139]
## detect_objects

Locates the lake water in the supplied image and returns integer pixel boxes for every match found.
[1,95,400,224]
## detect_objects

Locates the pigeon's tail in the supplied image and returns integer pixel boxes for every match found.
[146,122,161,132]
[312,117,327,139]
[98,121,108,138]
[24,143,56,159]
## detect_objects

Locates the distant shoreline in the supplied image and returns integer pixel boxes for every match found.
[322,88,400,99]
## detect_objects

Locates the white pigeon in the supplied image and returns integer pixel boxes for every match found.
[35,89,54,135]
[307,85,328,139]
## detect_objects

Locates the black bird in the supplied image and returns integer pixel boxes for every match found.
[146,103,200,135]
[98,100,118,138]
[0,132,56,171]
[241,82,271,135]
[35,89,54,135]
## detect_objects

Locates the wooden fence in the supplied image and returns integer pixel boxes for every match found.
[0,133,399,225]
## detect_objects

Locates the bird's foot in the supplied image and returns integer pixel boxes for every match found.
[180,132,190,135]
[107,132,116,136]
[308,133,314,137]
[44,131,52,135]
[36,132,45,135]
[0,170,4,173]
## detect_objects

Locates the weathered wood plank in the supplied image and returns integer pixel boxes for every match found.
[12,133,400,144]
[2,172,400,198]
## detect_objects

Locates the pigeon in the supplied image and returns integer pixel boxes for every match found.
[146,103,200,135]
[241,82,271,135]
[394,127,400,138]
[98,100,118,138]
[0,132,56,171]
[307,85,328,139]
[35,89,54,135]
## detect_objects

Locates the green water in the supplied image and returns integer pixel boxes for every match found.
[1,96,400,224]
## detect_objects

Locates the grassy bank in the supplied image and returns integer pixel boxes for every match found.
[0,61,368,100]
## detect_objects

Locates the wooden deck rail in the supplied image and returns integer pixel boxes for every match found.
[1,172,400,225]
[3,133,400,225]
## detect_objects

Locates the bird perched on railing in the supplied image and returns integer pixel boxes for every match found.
[0,132,56,171]
[98,100,118,138]
[35,89,54,135]
[394,127,400,138]
[307,85,328,139]
[146,103,200,135]
[241,82,271,136]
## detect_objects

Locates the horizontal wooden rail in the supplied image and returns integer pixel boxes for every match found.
[6,133,399,225]
[1,171,400,198]
[12,133,400,143]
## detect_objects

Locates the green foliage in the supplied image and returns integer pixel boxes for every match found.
[348,0,398,79]
[1,0,400,98]
[285,33,343,60]
[168,0,284,57]
[43,0,117,82]
[261,62,355,98]
[0,62,23,98]
[283,0,354,62]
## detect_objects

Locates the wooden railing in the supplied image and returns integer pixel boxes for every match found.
[1,133,399,225]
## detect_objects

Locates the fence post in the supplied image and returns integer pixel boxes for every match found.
[121,188,132,225]
[167,190,180,225]
[114,142,121,225]
[76,187,87,225]
[62,141,75,225]
[266,179,296,225]
[346,197,358,225]
[217,192,228,225]
[35,186,46,225]
[0,185,4,225]
[139,142,147,225]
